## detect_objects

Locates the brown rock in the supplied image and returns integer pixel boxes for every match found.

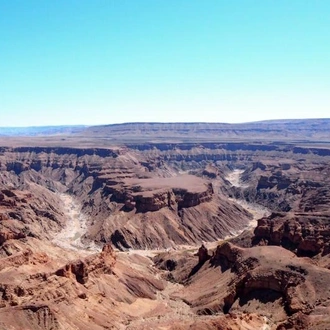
[55,244,116,284]
[252,212,330,257]
[0,230,25,246]
[197,244,210,264]
[55,260,88,284]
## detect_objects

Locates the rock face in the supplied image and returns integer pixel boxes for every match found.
[0,240,165,330]
[197,244,211,264]
[55,244,116,284]
[0,187,64,252]
[103,176,214,213]
[252,212,330,257]
[92,176,234,249]
[0,230,26,246]
[168,242,330,329]
[235,161,330,214]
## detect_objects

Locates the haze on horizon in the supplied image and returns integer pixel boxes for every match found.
[1,1,329,127]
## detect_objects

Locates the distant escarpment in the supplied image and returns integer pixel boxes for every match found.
[81,119,330,142]
[2,119,330,142]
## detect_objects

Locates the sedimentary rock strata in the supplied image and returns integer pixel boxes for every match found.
[161,242,330,329]
[0,129,330,328]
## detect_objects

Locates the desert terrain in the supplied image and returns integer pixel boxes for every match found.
[1,119,330,329]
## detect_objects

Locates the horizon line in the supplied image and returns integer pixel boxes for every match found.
[1,117,330,129]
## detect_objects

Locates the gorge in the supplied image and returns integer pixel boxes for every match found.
[1,120,330,329]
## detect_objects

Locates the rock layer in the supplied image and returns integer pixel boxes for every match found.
[167,242,330,329]
[252,212,330,257]
[1,137,330,329]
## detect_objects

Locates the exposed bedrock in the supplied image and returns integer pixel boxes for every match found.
[0,241,165,330]
[1,140,330,329]
[252,212,330,257]
[0,146,254,249]
[173,242,330,329]
[1,143,330,251]
[229,160,330,215]
[100,194,252,250]
[0,188,65,252]
[103,179,214,213]
[55,244,116,284]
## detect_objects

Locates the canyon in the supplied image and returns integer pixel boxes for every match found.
[1,120,330,329]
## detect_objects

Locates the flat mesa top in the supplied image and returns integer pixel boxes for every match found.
[124,175,210,195]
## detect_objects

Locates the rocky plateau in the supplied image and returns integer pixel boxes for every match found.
[0,120,330,329]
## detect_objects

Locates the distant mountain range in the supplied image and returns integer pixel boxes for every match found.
[1,119,330,142]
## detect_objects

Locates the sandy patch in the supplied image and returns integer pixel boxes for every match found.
[52,194,100,253]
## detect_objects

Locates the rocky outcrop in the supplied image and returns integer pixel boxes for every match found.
[0,230,26,246]
[174,183,213,210]
[174,242,330,329]
[55,259,88,284]
[197,244,211,264]
[103,177,214,213]
[252,212,330,257]
[202,164,219,178]
[86,174,240,249]
[107,194,251,250]
[131,190,177,212]
[153,250,198,283]
[235,162,330,214]
[55,244,116,284]
[0,238,168,329]
[0,188,64,251]
[0,248,48,271]
[256,171,293,191]
[0,304,60,330]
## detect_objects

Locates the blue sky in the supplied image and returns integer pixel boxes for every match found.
[1,1,329,126]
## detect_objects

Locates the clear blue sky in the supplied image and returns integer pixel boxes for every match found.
[1,0,329,126]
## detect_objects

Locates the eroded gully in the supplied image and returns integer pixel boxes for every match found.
[52,193,100,253]
[225,169,271,235]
